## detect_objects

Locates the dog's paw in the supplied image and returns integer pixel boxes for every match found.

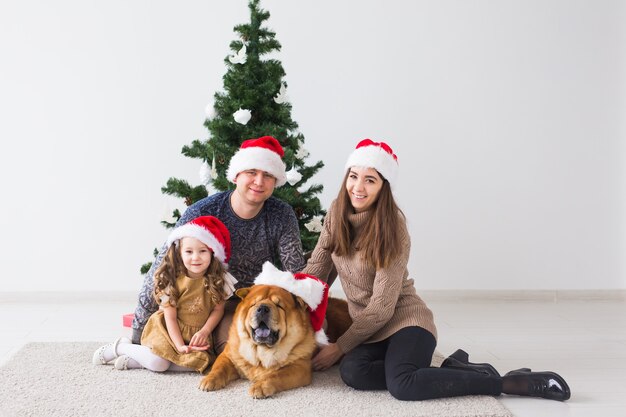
[249,381,276,399]
[199,375,226,392]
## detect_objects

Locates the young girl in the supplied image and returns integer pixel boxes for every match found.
[303,139,571,401]
[93,216,237,373]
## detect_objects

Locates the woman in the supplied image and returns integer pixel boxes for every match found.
[303,139,570,401]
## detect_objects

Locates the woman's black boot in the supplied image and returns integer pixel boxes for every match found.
[440,349,500,377]
[502,368,571,401]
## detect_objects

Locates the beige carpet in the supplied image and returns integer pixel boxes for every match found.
[0,342,513,417]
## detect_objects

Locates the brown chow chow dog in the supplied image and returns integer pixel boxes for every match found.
[199,271,351,398]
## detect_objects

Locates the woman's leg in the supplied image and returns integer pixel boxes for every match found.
[384,327,502,401]
[339,340,388,390]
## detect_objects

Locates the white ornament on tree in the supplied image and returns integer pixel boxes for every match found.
[285,165,302,186]
[199,161,212,185]
[210,153,218,179]
[233,108,252,125]
[305,215,323,233]
[228,44,247,65]
[295,144,309,159]
[205,103,216,119]
[273,83,289,104]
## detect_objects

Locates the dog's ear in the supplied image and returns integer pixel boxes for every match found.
[291,293,308,310]
[235,287,252,299]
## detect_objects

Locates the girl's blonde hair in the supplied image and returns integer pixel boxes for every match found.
[153,242,226,308]
[331,170,405,269]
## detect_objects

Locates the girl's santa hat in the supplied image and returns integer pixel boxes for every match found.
[345,138,399,190]
[254,262,330,345]
[226,136,287,187]
[166,216,231,266]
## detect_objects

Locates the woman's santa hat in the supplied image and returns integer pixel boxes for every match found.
[254,261,330,345]
[166,216,231,266]
[345,138,399,190]
[226,136,287,187]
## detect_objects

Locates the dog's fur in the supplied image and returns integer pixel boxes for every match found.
[199,284,351,398]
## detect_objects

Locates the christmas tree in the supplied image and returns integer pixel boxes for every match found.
[141,0,324,274]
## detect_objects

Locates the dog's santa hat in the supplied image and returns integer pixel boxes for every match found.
[226,136,287,187]
[254,261,330,345]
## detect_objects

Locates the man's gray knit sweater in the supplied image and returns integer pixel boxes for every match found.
[131,191,305,339]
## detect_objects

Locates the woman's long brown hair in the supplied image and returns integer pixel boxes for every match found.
[331,170,405,269]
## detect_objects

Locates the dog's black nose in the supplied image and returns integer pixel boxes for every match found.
[256,304,270,315]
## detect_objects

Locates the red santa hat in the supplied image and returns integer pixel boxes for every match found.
[166,216,231,266]
[226,136,287,187]
[254,261,330,345]
[345,138,399,190]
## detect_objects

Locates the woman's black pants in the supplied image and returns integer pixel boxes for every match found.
[339,326,502,401]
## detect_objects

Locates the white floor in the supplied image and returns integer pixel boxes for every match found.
[0,292,624,417]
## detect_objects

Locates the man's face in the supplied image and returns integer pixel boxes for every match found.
[233,169,277,206]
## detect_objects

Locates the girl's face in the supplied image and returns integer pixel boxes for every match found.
[180,237,213,279]
[345,167,384,213]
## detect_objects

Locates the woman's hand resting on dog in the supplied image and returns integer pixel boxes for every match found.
[312,343,343,371]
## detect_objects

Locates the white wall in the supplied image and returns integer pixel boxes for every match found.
[0,0,624,292]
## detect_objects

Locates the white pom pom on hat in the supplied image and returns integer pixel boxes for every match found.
[226,136,287,187]
[344,139,399,190]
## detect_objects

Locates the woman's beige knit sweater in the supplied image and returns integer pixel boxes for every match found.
[303,201,437,354]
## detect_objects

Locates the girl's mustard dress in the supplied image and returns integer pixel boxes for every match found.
[141,274,234,373]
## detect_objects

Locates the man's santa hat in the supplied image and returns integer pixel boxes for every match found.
[345,138,399,190]
[226,136,287,187]
[254,261,330,345]
[166,216,231,266]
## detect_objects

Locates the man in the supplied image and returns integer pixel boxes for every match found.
[132,136,306,353]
